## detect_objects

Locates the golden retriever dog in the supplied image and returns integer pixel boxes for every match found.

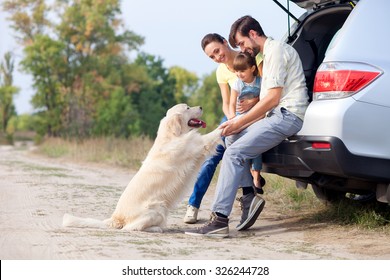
[63,104,222,232]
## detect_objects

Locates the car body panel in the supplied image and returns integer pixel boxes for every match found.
[323,0,390,108]
[264,0,390,201]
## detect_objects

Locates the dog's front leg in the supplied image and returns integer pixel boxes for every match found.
[202,128,223,155]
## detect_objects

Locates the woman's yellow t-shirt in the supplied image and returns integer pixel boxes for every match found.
[216,63,237,88]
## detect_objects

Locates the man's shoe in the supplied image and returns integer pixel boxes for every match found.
[236,193,265,231]
[183,205,199,224]
[185,212,229,238]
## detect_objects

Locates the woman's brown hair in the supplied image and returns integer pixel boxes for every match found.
[201,33,226,50]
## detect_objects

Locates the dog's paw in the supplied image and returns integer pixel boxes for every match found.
[202,128,224,153]
[211,127,223,137]
[202,128,222,143]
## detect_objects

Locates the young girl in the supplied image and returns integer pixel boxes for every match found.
[229,51,265,194]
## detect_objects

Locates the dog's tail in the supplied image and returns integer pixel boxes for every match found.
[62,213,109,228]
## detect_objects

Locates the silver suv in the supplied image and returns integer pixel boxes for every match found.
[263,0,390,203]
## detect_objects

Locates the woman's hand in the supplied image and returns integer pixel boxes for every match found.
[236,97,259,114]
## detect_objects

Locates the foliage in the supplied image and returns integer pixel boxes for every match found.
[1,0,223,139]
[93,87,139,137]
[0,52,19,137]
[189,71,222,132]
[168,66,199,104]
[132,53,173,138]
[20,35,65,136]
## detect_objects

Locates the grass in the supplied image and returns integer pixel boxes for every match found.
[259,174,390,232]
[263,174,322,212]
[35,136,154,169]
[34,137,390,231]
[0,131,36,145]
[311,199,390,230]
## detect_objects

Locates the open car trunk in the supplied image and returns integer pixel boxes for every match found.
[279,1,355,99]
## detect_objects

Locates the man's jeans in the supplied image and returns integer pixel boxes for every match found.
[211,107,303,216]
[188,143,225,208]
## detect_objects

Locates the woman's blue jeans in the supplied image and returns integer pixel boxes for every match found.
[188,116,227,208]
[188,143,225,208]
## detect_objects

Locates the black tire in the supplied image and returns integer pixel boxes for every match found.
[347,192,377,203]
[311,184,346,203]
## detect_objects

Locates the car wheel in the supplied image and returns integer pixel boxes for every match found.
[347,192,377,203]
[311,184,346,203]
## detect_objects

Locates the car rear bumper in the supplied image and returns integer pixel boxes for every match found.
[262,136,390,182]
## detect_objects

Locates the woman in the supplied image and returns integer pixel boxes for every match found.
[183,33,264,224]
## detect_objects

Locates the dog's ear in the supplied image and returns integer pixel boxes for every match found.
[166,113,183,137]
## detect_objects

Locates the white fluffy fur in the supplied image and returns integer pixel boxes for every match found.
[63,104,222,232]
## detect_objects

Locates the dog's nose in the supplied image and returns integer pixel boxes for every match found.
[200,106,202,111]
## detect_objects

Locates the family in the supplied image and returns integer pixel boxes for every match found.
[184,15,309,238]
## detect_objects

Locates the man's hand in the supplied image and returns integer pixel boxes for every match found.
[219,117,243,136]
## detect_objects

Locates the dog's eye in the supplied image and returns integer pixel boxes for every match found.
[187,106,190,110]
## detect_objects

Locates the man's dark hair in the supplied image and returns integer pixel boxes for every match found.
[229,15,265,48]
[201,33,226,51]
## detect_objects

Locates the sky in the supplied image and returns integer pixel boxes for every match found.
[0,0,305,114]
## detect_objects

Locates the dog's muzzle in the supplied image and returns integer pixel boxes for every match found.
[188,119,206,128]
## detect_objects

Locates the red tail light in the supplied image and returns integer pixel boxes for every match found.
[313,62,382,100]
[312,142,331,150]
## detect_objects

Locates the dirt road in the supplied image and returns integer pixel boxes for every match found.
[1,145,389,260]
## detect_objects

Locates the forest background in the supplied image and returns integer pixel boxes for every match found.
[0,0,230,143]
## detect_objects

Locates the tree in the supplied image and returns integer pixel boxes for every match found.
[21,35,66,136]
[3,0,146,138]
[168,66,199,104]
[2,0,50,45]
[54,0,145,137]
[2,0,205,139]
[134,53,176,138]
[93,88,139,137]
[189,71,221,132]
[0,52,19,134]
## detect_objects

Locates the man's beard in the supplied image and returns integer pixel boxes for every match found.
[250,38,261,56]
[251,46,261,56]
[247,38,261,57]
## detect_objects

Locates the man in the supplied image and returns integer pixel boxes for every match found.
[185,15,309,238]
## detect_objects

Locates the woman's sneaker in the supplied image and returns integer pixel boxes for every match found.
[183,205,199,224]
